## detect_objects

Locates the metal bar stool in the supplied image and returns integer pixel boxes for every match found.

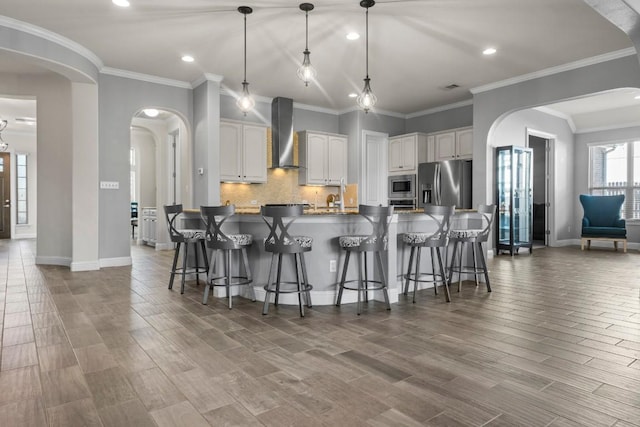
[201,205,255,308]
[261,205,313,317]
[336,205,394,315]
[164,204,208,294]
[402,205,455,303]
[448,204,496,293]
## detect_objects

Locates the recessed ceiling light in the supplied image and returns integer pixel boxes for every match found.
[483,47,497,55]
[346,32,360,41]
[112,0,130,7]
[181,55,195,63]
[634,95,640,100]
[348,93,358,98]
[143,109,159,118]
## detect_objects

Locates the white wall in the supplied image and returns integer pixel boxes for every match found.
[2,129,37,239]
[131,127,156,208]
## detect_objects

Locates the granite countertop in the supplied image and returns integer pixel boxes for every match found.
[184,207,476,215]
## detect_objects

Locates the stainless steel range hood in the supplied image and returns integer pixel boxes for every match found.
[271,97,297,168]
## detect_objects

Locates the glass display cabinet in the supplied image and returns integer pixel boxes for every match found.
[496,146,533,255]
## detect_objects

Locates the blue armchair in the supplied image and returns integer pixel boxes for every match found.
[579,194,627,252]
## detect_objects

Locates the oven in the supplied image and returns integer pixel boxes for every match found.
[388,198,416,210]
[388,174,415,199]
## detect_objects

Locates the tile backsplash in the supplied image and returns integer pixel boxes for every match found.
[220,169,357,208]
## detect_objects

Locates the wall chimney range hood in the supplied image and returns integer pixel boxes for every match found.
[271,97,297,168]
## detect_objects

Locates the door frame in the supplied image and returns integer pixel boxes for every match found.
[526,127,555,246]
[0,152,11,239]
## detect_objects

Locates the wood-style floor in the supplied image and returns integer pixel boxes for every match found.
[1,239,640,426]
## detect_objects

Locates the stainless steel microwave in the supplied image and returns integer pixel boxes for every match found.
[388,174,415,199]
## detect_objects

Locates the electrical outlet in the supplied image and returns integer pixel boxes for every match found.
[329,259,337,272]
[250,200,257,205]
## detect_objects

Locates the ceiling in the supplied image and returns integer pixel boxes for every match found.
[0,0,635,115]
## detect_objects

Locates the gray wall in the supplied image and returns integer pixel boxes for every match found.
[193,81,221,206]
[406,104,473,134]
[98,74,192,260]
[473,54,640,238]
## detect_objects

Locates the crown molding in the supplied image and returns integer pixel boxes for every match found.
[533,106,577,133]
[292,102,340,116]
[100,67,192,89]
[0,16,103,70]
[336,105,406,119]
[406,99,474,119]
[575,121,640,134]
[470,48,637,94]
[191,73,224,88]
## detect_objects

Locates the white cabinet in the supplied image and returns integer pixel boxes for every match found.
[434,127,473,161]
[298,131,348,186]
[141,207,157,247]
[220,120,267,183]
[388,133,429,174]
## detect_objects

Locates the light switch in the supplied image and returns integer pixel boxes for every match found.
[100,181,119,190]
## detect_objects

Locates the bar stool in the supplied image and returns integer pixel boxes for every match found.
[200,205,255,308]
[261,205,313,317]
[402,205,455,303]
[163,204,209,294]
[448,204,496,293]
[336,205,393,315]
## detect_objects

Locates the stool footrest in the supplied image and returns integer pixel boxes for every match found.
[337,279,386,292]
[209,276,252,287]
[264,282,313,294]
[404,272,447,284]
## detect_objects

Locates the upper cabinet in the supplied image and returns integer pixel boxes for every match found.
[220,120,267,183]
[434,127,473,161]
[298,131,348,186]
[388,133,429,174]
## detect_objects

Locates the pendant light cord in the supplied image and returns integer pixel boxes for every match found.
[305,11,309,51]
[365,7,369,78]
[243,13,247,83]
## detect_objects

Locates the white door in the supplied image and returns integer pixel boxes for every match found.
[220,122,242,182]
[361,130,388,206]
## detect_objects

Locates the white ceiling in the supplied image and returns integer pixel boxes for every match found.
[0,0,635,115]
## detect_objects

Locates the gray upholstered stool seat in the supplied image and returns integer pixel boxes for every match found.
[164,204,209,295]
[336,205,393,315]
[449,205,496,293]
[402,205,455,303]
[201,205,255,308]
[261,205,313,317]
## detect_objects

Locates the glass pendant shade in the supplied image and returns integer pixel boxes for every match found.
[298,3,316,86]
[236,81,255,114]
[237,6,255,115]
[297,50,316,86]
[0,119,7,151]
[356,77,376,113]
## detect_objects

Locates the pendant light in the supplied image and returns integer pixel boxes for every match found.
[297,3,317,86]
[357,0,377,113]
[237,6,255,115]
[0,119,7,152]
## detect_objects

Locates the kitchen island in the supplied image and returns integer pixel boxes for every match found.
[182,208,477,307]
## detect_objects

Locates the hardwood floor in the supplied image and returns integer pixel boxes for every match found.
[1,239,640,426]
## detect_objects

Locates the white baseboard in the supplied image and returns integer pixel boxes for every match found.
[71,260,100,272]
[203,284,400,306]
[36,256,71,267]
[13,233,37,240]
[99,257,132,268]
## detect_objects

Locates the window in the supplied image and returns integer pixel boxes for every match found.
[16,153,28,225]
[589,141,640,219]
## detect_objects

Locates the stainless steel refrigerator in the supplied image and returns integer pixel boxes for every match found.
[417,160,472,209]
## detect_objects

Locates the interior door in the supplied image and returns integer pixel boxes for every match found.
[0,153,11,239]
